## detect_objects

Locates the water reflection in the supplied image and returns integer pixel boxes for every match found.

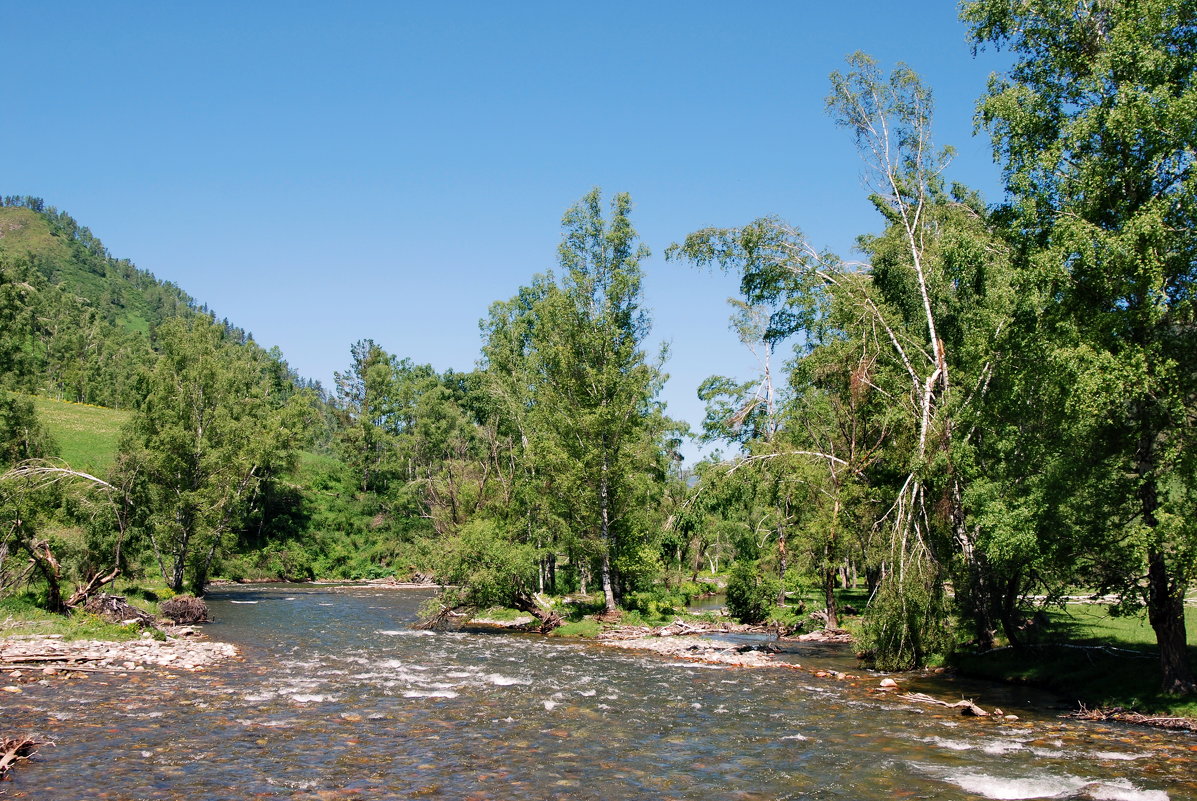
[3,584,1192,800]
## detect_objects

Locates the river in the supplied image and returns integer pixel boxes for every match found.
[4,584,1194,800]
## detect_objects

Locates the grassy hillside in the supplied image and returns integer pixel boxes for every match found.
[0,206,73,263]
[33,396,130,473]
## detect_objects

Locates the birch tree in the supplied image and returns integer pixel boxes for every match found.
[671,54,1016,666]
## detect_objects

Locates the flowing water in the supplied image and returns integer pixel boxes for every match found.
[4,584,1194,800]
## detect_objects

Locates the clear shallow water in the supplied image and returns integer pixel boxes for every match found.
[3,584,1194,800]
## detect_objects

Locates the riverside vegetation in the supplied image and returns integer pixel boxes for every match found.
[1,0,1195,724]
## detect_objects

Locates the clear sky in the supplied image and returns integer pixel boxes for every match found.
[3,1,1008,463]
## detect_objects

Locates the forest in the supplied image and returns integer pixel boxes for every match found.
[1,0,1194,701]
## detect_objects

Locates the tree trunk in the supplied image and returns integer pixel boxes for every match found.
[27,539,66,615]
[1147,550,1196,694]
[513,591,564,633]
[1137,426,1196,694]
[823,562,839,630]
[997,571,1024,649]
[599,455,617,614]
[824,497,841,627]
[170,554,187,594]
[952,478,996,651]
[776,523,787,606]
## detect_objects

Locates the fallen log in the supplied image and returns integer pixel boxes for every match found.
[65,567,121,609]
[1,654,108,664]
[1066,706,1197,732]
[898,691,989,717]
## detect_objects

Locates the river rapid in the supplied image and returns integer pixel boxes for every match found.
[3,584,1194,800]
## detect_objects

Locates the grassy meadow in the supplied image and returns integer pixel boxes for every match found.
[953,602,1197,716]
[32,396,129,473]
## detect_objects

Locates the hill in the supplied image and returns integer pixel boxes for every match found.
[0,196,288,410]
[0,199,196,337]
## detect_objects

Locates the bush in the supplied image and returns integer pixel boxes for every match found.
[858,571,954,670]
[726,561,780,624]
[676,580,719,604]
[623,588,684,621]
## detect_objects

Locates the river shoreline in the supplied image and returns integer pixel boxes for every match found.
[4,585,1194,799]
[1,630,239,679]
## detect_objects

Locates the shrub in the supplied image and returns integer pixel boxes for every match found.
[726,561,780,624]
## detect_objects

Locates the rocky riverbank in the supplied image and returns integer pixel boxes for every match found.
[1,631,239,681]
[595,622,853,669]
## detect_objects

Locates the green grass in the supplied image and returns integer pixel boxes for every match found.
[951,603,1197,717]
[0,595,147,641]
[0,207,73,264]
[1047,603,1197,648]
[549,618,600,638]
[32,396,130,472]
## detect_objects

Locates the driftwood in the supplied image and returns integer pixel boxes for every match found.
[2,652,129,671]
[159,595,210,624]
[1066,706,1197,732]
[414,604,465,631]
[82,594,156,628]
[0,737,48,779]
[898,691,989,717]
[419,592,564,634]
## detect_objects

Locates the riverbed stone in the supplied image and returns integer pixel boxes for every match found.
[0,632,238,674]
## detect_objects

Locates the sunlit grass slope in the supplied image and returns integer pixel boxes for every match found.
[33,396,130,473]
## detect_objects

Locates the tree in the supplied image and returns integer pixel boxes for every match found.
[476,190,669,614]
[671,54,1017,666]
[117,316,309,594]
[535,189,668,614]
[0,257,57,466]
[965,0,1197,693]
[334,340,401,495]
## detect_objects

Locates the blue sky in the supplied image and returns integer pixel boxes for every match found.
[3,2,1008,463]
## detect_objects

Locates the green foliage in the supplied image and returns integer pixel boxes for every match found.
[475,188,675,612]
[0,392,57,467]
[0,201,216,409]
[859,567,955,671]
[965,0,1197,693]
[622,586,689,621]
[435,519,539,611]
[116,316,312,593]
[725,560,780,625]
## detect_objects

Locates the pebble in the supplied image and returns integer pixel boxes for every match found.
[0,634,239,673]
